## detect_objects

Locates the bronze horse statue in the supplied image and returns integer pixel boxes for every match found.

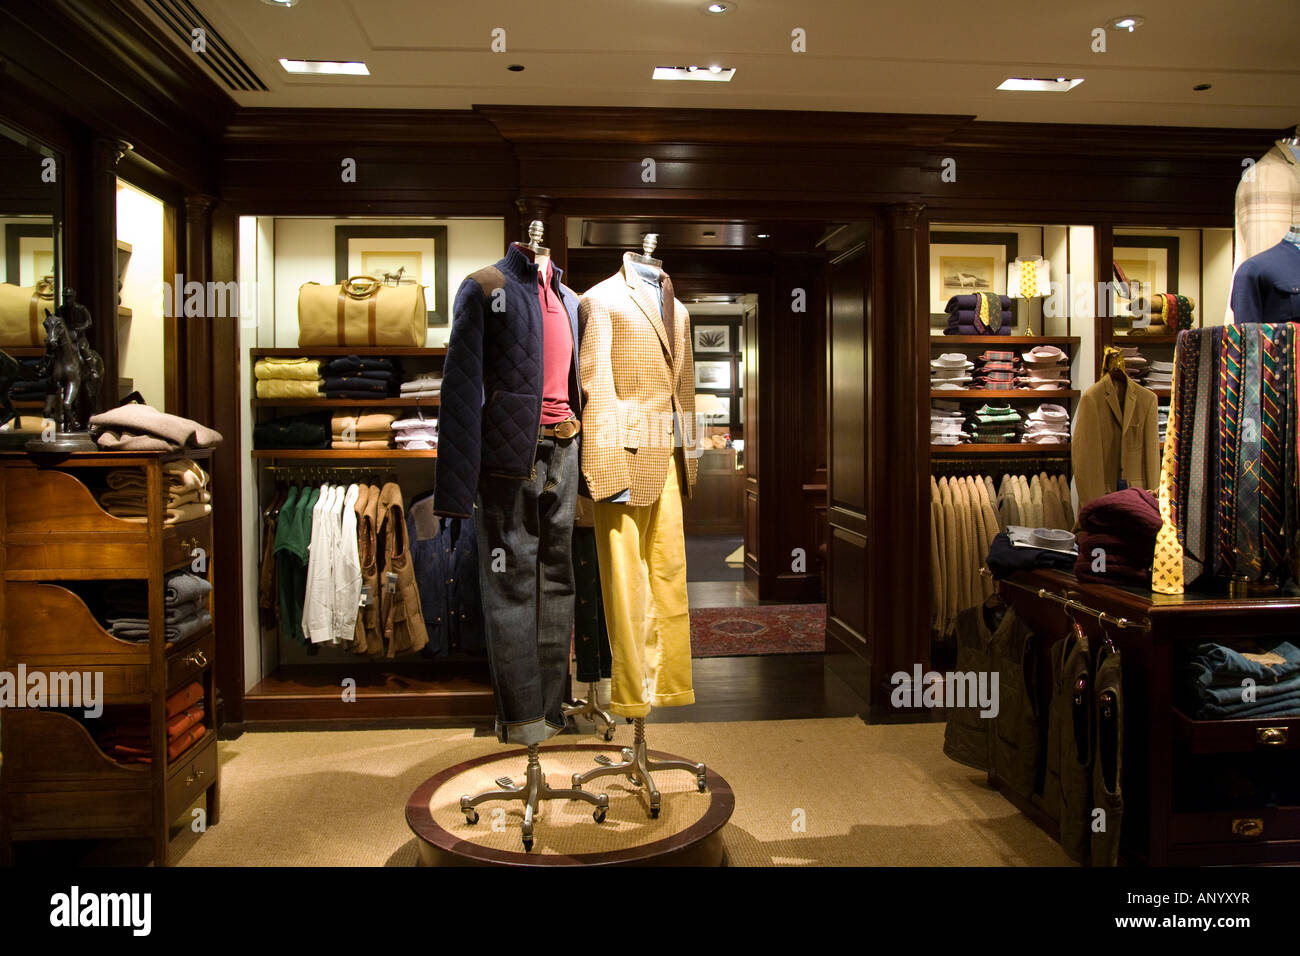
[43,292,103,433]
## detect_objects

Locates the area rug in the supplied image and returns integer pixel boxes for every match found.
[690,604,826,657]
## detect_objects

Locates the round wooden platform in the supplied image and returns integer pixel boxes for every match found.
[405,744,734,866]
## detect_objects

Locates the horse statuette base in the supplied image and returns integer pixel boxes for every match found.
[26,431,98,454]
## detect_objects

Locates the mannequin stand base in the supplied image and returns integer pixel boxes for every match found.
[562,682,616,741]
[571,717,707,819]
[407,744,732,866]
[458,743,607,852]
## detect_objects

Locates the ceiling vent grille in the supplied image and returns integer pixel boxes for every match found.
[139,0,268,92]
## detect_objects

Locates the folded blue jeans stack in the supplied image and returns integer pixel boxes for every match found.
[1179,639,1300,719]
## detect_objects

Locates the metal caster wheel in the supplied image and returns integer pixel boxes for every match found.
[463,810,479,825]
[697,777,708,793]
[594,808,607,823]
[522,838,533,853]
[650,806,661,819]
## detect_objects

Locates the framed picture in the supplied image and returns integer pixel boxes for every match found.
[693,325,731,353]
[335,225,449,326]
[694,360,731,391]
[1114,235,1178,296]
[929,231,1018,318]
[4,223,54,286]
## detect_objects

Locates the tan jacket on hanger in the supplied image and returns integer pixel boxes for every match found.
[1072,375,1161,513]
[940,478,958,632]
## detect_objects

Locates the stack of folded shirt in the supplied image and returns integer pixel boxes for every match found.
[1157,403,1170,444]
[1073,487,1160,586]
[254,357,323,399]
[10,357,49,402]
[1120,346,1149,384]
[930,353,973,389]
[90,404,223,451]
[96,682,207,764]
[1178,639,1300,720]
[1145,358,1174,390]
[98,458,212,525]
[973,349,1020,390]
[943,293,1013,335]
[323,355,400,400]
[967,403,1022,443]
[930,400,966,445]
[399,374,442,401]
[101,570,213,644]
[1022,403,1070,444]
[253,411,332,449]
[331,411,395,449]
[391,416,439,450]
[1017,345,1070,389]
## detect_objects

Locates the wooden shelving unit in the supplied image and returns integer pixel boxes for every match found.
[253,397,439,408]
[251,346,446,358]
[930,335,1081,346]
[930,390,1079,400]
[252,448,437,459]
[930,443,1070,456]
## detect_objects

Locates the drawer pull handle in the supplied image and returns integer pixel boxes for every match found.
[1257,727,1289,746]
[186,768,207,786]
[184,650,208,668]
[1231,817,1263,839]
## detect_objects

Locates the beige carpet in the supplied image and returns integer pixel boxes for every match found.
[171,718,1074,867]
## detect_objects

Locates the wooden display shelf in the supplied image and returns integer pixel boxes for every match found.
[10,400,44,409]
[245,662,493,723]
[929,390,1079,400]
[930,443,1070,456]
[929,335,1080,346]
[250,347,446,357]
[252,449,437,459]
[252,397,438,408]
[1112,333,1179,346]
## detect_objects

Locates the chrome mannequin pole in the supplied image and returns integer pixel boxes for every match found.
[571,717,708,819]
[460,743,609,853]
[562,682,617,741]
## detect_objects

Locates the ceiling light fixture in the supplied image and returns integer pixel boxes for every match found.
[702,2,734,14]
[280,58,370,76]
[755,233,771,239]
[653,65,736,82]
[1105,14,1145,32]
[997,77,1084,93]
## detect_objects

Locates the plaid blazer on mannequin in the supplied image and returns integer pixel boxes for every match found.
[578,253,698,506]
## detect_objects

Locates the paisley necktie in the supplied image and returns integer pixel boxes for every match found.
[1151,331,1186,594]
[1018,260,1039,299]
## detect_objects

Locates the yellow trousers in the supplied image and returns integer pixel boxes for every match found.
[592,461,695,717]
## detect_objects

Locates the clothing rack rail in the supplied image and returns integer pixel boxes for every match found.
[931,456,1070,477]
[264,464,398,482]
[983,567,1151,631]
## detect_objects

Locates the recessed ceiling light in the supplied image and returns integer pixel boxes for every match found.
[997,77,1084,92]
[653,65,736,82]
[1105,14,1145,32]
[702,230,717,237]
[755,233,771,239]
[507,64,525,72]
[280,58,370,76]
[261,0,297,6]
[702,2,733,14]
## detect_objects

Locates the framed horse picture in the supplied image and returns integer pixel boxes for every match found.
[928,231,1018,322]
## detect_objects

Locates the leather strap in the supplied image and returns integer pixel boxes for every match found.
[368,292,377,346]
[337,287,347,344]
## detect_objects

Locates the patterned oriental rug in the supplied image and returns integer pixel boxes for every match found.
[689,604,827,657]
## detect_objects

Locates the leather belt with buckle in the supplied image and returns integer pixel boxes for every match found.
[540,419,580,440]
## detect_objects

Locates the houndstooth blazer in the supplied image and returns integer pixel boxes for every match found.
[578,254,698,506]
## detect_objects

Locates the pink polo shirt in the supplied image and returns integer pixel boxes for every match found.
[538,259,574,424]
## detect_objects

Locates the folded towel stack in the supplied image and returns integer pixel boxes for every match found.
[930,353,973,389]
[254,358,323,399]
[943,293,1013,336]
[1022,403,1070,444]
[323,355,400,400]
[1178,639,1300,720]
[399,374,442,401]
[102,570,213,643]
[90,404,224,452]
[1073,487,1160,586]
[331,411,395,449]
[1018,345,1070,389]
[930,400,966,445]
[98,458,212,525]
[253,411,332,450]
[966,402,1022,444]
[96,681,206,764]
[392,416,439,450]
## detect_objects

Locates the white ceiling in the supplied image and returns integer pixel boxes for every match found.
[137,0,1300,128]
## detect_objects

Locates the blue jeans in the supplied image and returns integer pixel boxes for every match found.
[476,436,577,744]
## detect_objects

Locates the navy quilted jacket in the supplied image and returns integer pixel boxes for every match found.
[434,244,582,517]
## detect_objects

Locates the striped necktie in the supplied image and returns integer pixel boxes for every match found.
[1218,325,1242,576]
[1236,325,1263,580]
[1151,332,1186,594]
[1260,323,1286,575]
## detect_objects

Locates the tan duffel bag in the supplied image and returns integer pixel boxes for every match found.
[0,276,54,346]
[298,276,427,347]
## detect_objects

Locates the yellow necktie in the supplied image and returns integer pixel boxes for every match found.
[1151,343,1184,594]
[1019,259,1038,299]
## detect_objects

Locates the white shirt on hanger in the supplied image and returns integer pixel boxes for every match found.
[304,483,338,645]
[334,483,363,645]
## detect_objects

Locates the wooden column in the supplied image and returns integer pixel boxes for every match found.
[180,194,216,424]
[80,136,128,409]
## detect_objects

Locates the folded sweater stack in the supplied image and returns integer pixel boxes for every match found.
[399,374,442,401]
[392,416,438,450]
[90,404,224,452]
[331,411,395,449]
[98,458,212,525]
[323,355,400,400]
[1073,487,1160,586]
[10,357,49,400]
[944,293,1013,335]
[255,358,323,399]
[253,411,332,449]
[102,570,213,643]
[96,682,206,764]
